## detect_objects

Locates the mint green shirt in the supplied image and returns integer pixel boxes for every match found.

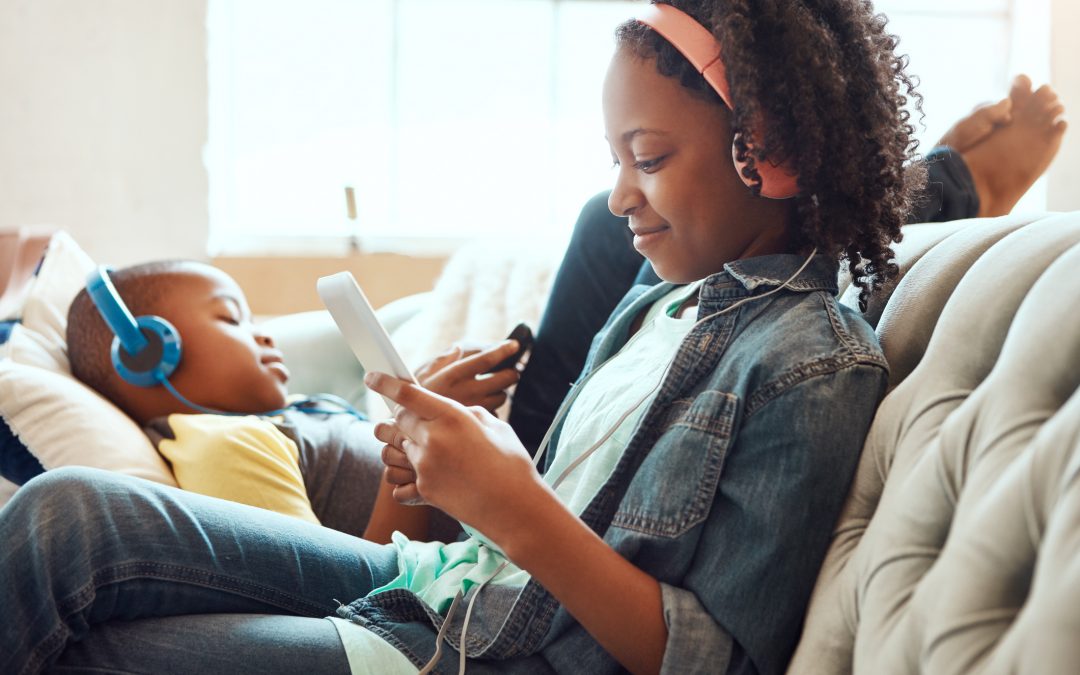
[335,282,702,673]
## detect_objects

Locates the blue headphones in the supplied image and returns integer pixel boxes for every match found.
[83,267,366,420]
[86,267,182,387]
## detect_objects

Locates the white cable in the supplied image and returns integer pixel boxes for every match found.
[418,591,463,675]
[419,248,817,673]
[541,248,819,486]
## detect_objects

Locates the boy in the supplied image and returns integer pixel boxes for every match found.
[65,259,520,541]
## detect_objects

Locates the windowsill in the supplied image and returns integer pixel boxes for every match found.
[209,234,478,259]
[213,250,448,317]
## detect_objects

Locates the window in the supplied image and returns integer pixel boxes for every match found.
[877,0,1051,212]
[207,0,1049,256]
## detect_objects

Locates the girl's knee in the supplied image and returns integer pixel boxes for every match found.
[9,467,135,522]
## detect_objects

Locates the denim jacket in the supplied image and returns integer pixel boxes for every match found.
[337,253,888,675]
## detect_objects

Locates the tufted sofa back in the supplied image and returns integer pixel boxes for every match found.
[789,211,1080,674]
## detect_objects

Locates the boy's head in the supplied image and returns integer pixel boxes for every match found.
[67,260,290,425]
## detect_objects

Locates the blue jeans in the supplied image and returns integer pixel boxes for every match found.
[1,149,979,672]
[1,467,397,674]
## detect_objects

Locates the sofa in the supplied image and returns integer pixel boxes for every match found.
[2,211,1080,672]
[266,211,1080,674]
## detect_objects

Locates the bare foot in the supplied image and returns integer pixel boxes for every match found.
[961,74,1068,217]
[937,97,1013,153]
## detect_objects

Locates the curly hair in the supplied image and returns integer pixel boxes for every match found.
[616,0,926,310]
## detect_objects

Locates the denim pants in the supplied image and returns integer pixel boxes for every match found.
[1,149,978,672]
[0,467,397,674]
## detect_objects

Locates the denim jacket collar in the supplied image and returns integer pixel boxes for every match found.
[597,253,839,355]
[722,252,838,295]
[339,251,884,675]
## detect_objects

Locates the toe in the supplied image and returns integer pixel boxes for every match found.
[1044,102,1066,124]
[982,97,1013,125]
[1010,74,1034,101]
[1033,84,1059,107]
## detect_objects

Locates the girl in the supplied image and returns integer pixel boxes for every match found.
[0,1,923,673]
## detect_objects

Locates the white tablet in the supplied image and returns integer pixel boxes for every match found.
[317,272,418,409]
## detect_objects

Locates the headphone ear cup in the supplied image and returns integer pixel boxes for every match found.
[110,315,182,387]
[731,136,800,200]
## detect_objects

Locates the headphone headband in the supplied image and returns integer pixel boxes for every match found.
[633,3,799,199]
[85,266,182,387]
[86,267,149,356]
[634,4,734,110]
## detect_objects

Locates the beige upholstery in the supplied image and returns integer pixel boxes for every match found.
[790,211,1080,674]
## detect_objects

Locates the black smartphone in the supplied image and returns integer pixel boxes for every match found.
[486,322,534,373]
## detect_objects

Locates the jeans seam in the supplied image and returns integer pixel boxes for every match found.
[106,557,324,609]
[26,561,332,673]
[92,561,329,614]
[22,624,69,675]
[50,667,143,674]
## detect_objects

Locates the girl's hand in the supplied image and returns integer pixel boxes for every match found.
[414,340,522,412]
[367,371,542,538]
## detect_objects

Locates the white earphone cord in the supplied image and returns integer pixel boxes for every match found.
[158,378,366,420]
[419,249,817,674]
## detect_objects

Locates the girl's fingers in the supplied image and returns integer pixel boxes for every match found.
[366,372,455,420]
[393,406,427,439]
[381,443,413,470]
[372,420,399,445]
[374,419,418,453]
[384,465,417,486]
[392,482,424,505]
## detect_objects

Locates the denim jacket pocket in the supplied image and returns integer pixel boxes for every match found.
[612,390,740,538]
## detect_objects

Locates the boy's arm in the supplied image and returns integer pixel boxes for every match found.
[362,477,432,544]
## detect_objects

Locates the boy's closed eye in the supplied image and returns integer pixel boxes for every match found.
[213,295,252,326]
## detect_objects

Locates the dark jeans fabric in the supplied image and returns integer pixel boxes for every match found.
[509,147,979,452]
[918,146,981,223]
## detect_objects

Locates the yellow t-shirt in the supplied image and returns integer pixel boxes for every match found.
[151,413,320,524]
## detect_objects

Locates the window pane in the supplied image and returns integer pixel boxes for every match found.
[391,0,554,238]
[552,1,641,238]
[878,0,1009,14]
[208,0,394,250]
[208,0,1046,253]
[886,13,1011,148]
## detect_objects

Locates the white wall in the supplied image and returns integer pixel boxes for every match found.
[0,0,208,266]
[0,0,1076,267]
[1049,0,1080,212]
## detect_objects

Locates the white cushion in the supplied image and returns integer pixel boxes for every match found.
[0,360,176,486]
[4,230,94,372]
[0,231,177,506]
